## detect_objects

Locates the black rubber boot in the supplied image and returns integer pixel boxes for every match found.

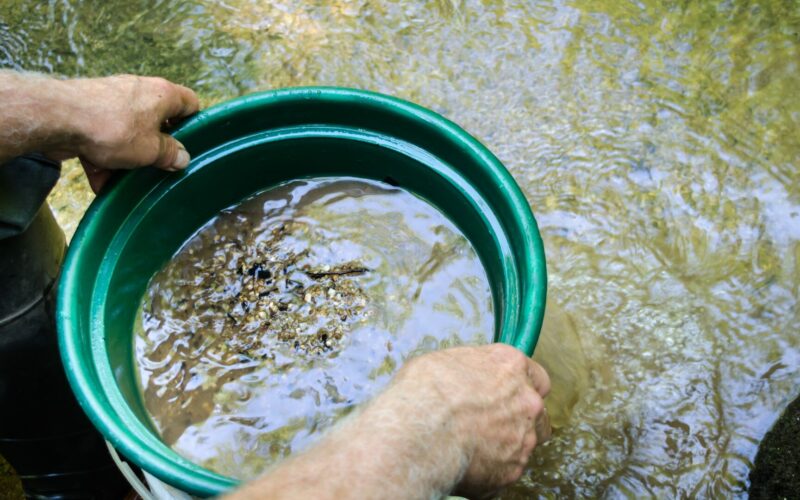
[0,155,130,499]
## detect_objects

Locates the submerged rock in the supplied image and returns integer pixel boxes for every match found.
[0,454,23,500]
[749,394,800,499]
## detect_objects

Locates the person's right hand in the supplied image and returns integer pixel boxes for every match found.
[394,343,551,499]
[224,343,550,500]
[56,75,200,192]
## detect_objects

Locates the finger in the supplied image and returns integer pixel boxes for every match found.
[154,79,200,121]
[525,360,551,397]
[173,84,200,117]
[522,420,538,449]
[80,158,112,193]
[534,407,552,444]
[151,133,190,170]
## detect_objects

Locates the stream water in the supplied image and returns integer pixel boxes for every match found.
[3,0,799,496]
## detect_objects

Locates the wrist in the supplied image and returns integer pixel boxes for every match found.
[40,77,93,159]
[252,381,469,499]
[354,378,472,492]
[0,73,87,161]
[390,358,477,458]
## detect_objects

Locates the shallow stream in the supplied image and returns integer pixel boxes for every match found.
[3,0,799,496]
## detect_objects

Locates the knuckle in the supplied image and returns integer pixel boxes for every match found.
[488,343,525,366]
[508,351,530,375]
[141,77,174,99]
[527,392,544,416]
[488,342,515,356]
[531,361,551,396]
[149,76,172,89]
[513,353,530,372]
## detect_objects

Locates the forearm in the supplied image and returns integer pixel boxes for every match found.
[0,71,85,163]
[228,382,469,500]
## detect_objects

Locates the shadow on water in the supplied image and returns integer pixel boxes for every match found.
[2,0,799,496]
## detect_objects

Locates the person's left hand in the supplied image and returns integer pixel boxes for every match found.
[57,75,200,192]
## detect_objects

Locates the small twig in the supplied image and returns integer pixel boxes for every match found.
[304,267,370,279]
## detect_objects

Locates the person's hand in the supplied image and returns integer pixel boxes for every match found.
[58,75,200,192]
[394,343,551,498]
[225,343,550,500]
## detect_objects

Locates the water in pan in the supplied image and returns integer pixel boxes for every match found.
[134,177,493,479]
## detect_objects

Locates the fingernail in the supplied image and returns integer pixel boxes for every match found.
[174,149,190,169]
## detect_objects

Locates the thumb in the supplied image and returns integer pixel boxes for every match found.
[152,133,191,171]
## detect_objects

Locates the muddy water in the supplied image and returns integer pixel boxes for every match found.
[135,178,493,479]
[5,0,800,496]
